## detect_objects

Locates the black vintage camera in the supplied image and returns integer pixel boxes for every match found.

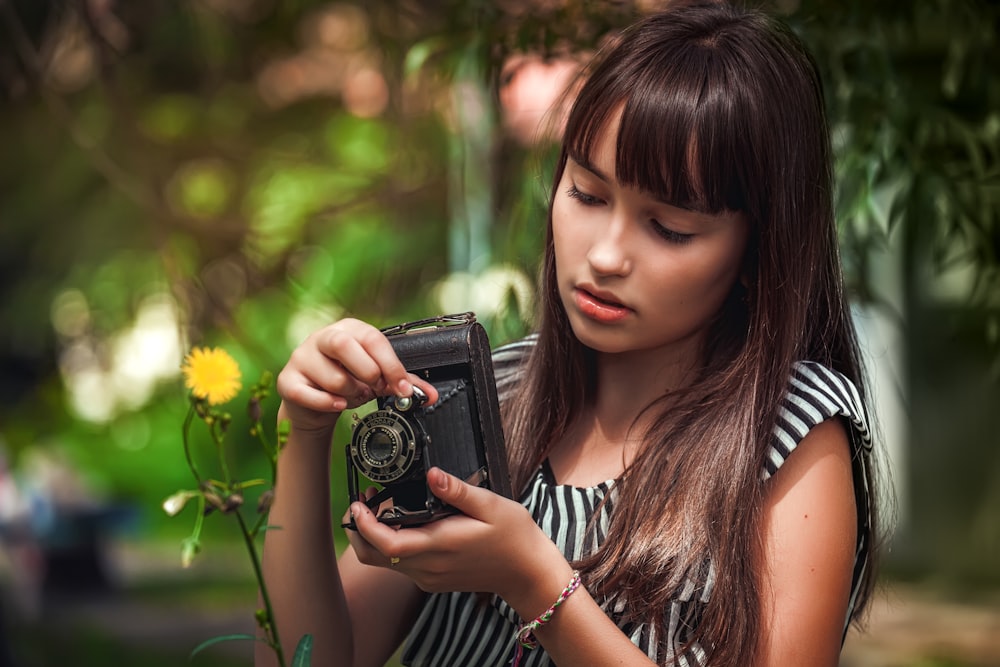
[343,313,512,528]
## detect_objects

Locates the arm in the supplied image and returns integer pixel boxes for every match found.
[255,320,437,667]
[757,417,858,666]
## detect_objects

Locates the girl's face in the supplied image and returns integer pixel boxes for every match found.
[552,114,750,362]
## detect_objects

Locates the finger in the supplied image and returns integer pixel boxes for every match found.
[344,511,383,564]
[406,373,440,406]
[317,325,398,393]
[323,321,440,404]
[426,467,497,521]
[324,321,417,397]
[279,378,347,413]
[349,500,410,563]
[278,349,375,409]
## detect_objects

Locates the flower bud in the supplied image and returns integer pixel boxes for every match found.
[247,396,262,423]
[162,490,197,517]
[222,493,244,513]
[257,489,275,514]
[203,490,227,513]
[277,418,291,448]
[181,538,201,568]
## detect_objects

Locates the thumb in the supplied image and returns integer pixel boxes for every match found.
[428,467,493,519]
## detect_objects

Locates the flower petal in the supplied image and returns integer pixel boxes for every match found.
[181,347,242,406]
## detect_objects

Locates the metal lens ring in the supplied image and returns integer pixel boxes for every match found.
[349,409,419,483]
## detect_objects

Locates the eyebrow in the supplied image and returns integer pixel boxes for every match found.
[566,150,702,213]
[567,150,611,185]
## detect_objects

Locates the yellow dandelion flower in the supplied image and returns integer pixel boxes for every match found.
[182,347,242,405]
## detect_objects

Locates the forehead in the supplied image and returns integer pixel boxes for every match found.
[567,113,618,176]
[566,107,707,211]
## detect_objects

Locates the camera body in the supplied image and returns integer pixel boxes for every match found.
[344,313,512,528]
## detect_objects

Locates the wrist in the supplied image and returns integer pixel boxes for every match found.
[510,569,584,666]
[277,402,340,446]
[516,571,582,645]
[501,541,577,623]
[276,423,337,475]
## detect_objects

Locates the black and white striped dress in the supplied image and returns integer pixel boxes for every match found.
[401,337,873,666]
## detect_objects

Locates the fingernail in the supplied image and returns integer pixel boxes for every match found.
[396,379,412,397]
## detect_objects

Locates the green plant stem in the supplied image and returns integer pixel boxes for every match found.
[235,509,286,667]
[213,421,234,485]
[184,495,206,566]
[255,424,277,481]
[250,510,268,538]
[182,403,203,484]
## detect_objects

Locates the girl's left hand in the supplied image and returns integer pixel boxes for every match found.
[346,467,569,611]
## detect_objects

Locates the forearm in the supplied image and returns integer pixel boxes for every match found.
[512,578,655,667]
[256,426,352,666]
[498,539,655,667]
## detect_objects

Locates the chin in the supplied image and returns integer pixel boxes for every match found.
[564,314,631,354]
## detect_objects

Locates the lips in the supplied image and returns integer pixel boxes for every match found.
[573,285,632,323]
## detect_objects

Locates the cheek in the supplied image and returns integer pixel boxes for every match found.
[550,203,575,269]
[659,244,745,307]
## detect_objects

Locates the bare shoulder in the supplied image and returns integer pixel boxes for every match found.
[758,417,857,666]
[766,417,855,507]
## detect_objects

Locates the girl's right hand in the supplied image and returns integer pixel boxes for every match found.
[275,318,439,438]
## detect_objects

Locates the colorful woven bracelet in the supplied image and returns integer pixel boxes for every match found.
[515,570,582,650]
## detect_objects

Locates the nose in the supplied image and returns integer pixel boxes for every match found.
[587,214,632,277]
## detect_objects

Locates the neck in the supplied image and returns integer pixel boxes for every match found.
[547,345,700,487]
[591,346,698,429]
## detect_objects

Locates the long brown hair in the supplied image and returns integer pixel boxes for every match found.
[501,3,882,665]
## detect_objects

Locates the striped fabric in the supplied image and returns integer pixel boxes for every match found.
[401,337,872,666]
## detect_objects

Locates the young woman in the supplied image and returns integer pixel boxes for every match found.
[259,3,884,666]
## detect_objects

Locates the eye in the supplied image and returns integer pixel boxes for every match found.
[650,219,694,245]
[566,184,603,207]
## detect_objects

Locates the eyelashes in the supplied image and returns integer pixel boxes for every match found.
[566,184,601,206]
[650,223,694,245]
[565,184,694,245]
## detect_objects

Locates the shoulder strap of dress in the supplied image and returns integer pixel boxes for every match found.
[763,360,872,481]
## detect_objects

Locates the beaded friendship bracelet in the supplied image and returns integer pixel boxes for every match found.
[511,570,582,665]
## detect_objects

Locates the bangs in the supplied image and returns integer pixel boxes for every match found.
[564,28,749,215]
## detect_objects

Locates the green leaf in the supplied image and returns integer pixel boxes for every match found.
[292,634,314,667]
[323,115,392,173]
[404,37,445,78]
[167,159,235,219]
[189,633,262,658]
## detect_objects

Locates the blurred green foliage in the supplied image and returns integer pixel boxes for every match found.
[0,0,997,588]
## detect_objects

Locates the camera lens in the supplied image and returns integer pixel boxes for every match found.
[365,429,397,465]
[349,408,421,483]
